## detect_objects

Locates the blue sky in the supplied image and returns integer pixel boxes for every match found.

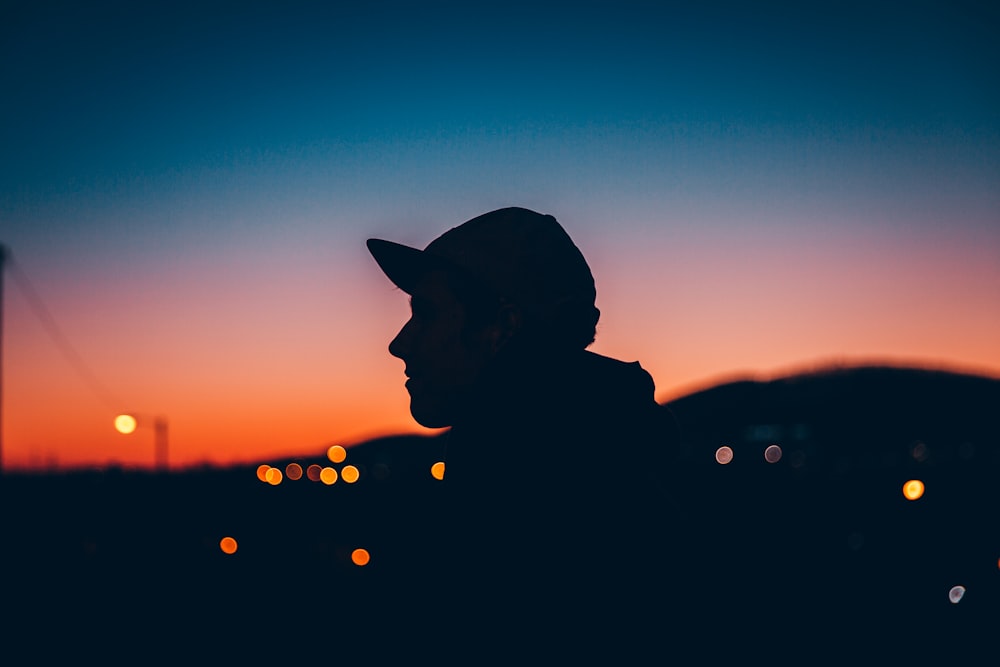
[5,1,996,212]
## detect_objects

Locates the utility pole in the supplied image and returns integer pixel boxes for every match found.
[154,417,168,471]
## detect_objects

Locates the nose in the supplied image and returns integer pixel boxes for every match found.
[388,318,413,361]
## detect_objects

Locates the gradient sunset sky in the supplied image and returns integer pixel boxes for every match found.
[2,1,997,471]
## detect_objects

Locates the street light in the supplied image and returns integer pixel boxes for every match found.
[115,413,168,471]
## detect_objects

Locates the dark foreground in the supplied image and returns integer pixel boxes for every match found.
[4,367,998,663]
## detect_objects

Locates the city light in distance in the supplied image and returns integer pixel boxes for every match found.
[327,445,347,463]
[341,465,360,484]
[352,548,370,566]
[431,461,445,480]
[949,585,966,604]
[910,441,930,462]
[114,414,137,435]
[903,479,925,501]
[764,445,782,463]
[220,537,238,555]
[715,446,734,465]
[285,462,303,480]
[320,466,338,485]
[307,464,322,482]
[266,467,283,485]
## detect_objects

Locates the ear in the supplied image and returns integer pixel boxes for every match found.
[487,302,522,354]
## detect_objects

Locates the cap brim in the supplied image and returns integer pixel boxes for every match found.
[366,238,440,293]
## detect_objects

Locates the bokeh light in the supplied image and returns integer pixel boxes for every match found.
[219,537,238,555]
[431,461,446,480]
[320,467,338,485]
[306,464,322,482]
[910,441,930,462]
[266,468,283,485]
[903,479,925,501]
[351,548,370,566]
[715,446,734,465]
[342,465,360,484]
[256,464,271,482]
[327,445,347,463]
[788,450,807,469]
[764,444,782,463]
[949,585,966,604]
[285,462,303,480]
[114,414,137,435]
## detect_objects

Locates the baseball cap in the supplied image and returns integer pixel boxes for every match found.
[366,207,597,315]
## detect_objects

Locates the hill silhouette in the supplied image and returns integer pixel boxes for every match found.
[655,364,999,659]
[664,364,998,464]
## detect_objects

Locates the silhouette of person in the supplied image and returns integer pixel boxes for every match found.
[367,207,684,660]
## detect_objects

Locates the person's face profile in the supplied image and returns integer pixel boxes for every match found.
[388,270,493,428]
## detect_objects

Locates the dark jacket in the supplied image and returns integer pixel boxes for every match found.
[421,346,684,658]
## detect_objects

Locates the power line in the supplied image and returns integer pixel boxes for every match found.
[6,251,123,413]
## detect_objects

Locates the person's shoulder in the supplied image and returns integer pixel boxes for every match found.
[571,350,656,402]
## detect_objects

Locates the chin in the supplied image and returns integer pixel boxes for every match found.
[409,398,453,429]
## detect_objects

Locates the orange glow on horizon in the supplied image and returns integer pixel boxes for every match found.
[4,215,999,474]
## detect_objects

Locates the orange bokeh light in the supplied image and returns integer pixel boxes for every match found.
[320,466,338,485]
[352,548,370,566]
[327,445,347,463]
[431,461,445,480]
[266,467,283,485]
[285,462,303,480]
[342,465,360,484]
[220,536,238,555]
[256,464,271,482]
[307,464,322,482]
[903,479,925,500]
[114,414,137,435]
[715,446,734,464]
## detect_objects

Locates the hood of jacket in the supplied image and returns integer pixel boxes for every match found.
[444,346,673,490]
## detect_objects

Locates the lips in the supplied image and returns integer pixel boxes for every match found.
[403,366,427,392]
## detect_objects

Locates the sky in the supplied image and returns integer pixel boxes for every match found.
[1,0,998,471]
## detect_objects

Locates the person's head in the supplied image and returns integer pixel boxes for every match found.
[368,207,600,427]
